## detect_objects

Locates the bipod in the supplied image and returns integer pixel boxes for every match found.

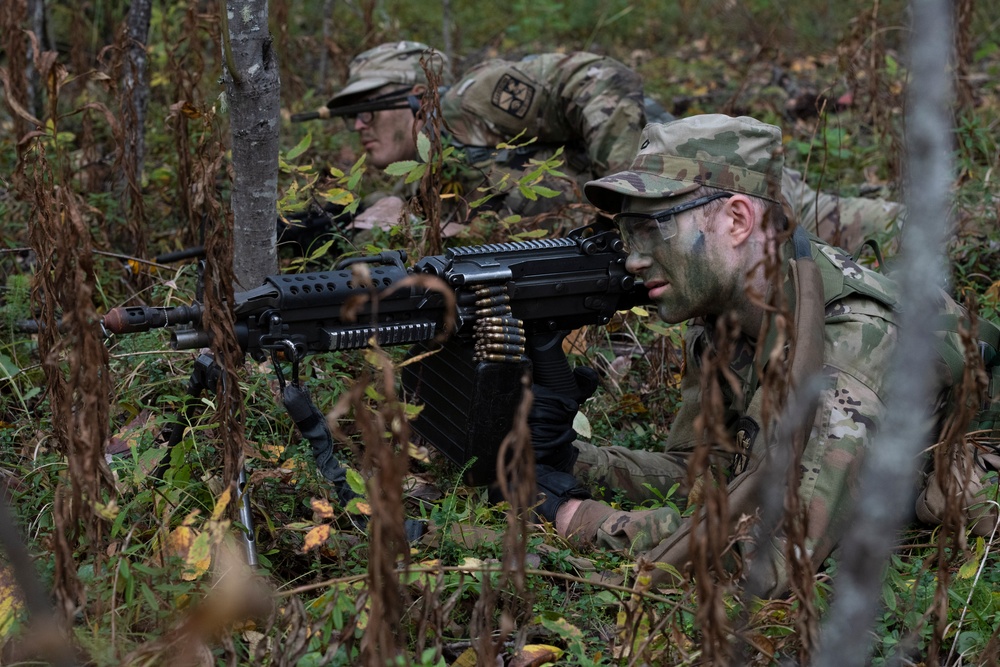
[153,352,259,568]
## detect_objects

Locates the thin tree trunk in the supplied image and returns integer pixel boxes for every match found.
[441,0,453,76]
[814,0,955,664]
[319,0,333,95]
[222,0,280,288]
[27,0,45,120]
[119,0,152,255]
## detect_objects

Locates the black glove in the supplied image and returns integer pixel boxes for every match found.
[529,366,600,473]
[534,464,591,524]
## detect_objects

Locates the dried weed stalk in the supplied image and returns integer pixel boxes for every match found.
[688,311,742,665]
[0,0,34,138]
[952,0,975,114]
[410,569,465,662]
[17,143,115,619]
[482,374,537,663]
[195,123,247,499]
[927,300,988,666]
[413,54,447,257]
[750,200,819,659]
[105,4,151,257]
[330,341,411,664]
[163,5,218,244]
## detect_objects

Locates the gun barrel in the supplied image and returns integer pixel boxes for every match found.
[172,329,212,350]
[103,304,203,335]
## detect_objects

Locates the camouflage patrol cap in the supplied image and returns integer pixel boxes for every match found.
[584,114,784,213]
[328,41,449,106]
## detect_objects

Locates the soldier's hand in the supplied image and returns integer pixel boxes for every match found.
[351,195,404,231]
[534,464,590,524]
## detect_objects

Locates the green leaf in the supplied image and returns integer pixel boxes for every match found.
[404,163,427,184]
[0,353,20,379]
[884,53,898,76]
[468,194,496,208]
[518,183,538,201]
[530,185,561,199]
[416,132,431,163]
[882,580,897,612]
[384,160,420,176]
[345,468,367,497]
[285,132,312,160]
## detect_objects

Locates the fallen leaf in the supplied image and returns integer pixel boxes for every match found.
[509,644,564,667]
[311,497,335,520]
[303,524,331,553]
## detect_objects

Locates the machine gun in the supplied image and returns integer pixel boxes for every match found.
[103,222,649,485]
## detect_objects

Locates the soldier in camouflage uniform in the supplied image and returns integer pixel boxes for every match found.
[527,114,957,595]
[321,42,904,247]
[325,41,646,237]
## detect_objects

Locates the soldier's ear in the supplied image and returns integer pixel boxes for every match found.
[725,195,757,247]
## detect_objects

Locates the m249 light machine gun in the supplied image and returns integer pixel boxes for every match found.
[103,223,649,486]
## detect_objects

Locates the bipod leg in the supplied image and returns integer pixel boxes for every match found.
[152,352,259,568]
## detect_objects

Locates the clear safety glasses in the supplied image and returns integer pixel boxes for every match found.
[344,88,415,127]
[614,192,732,253]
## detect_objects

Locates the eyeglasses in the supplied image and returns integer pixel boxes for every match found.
[345,88,414,127]
[614,192,733,253]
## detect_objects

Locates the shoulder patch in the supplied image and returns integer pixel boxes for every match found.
[491,73,535,119]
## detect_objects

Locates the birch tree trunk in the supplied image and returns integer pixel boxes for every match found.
[814,0,955,664]
[222,0,280,288]
[119,0,152,254]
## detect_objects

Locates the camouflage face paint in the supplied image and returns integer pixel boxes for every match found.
[625,198,743,324]
[356,103,419,168]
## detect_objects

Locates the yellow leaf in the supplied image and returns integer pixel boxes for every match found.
[407,442,430,463]
[168,525,194,556]
[183,531,212,581]
[303,524,331,553]
[630,306,649,317]
[957,559,979,580]
[93,500,119,521]
[211,487,232,521]
[452,648,478,667]
[0,566,24,638]
[458,557,484,572]
[311,497,335,519]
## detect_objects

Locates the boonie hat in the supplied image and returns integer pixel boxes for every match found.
[584,114,784,213]
[328,41,449,106]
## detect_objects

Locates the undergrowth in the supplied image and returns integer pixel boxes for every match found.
[1,0,999,665]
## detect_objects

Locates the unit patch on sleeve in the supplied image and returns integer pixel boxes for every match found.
[491,73,535,119]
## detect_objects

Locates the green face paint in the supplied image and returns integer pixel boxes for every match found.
[636,219,735,323]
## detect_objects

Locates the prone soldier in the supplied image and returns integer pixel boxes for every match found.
[524,114,964,595]
[298,41,903,250]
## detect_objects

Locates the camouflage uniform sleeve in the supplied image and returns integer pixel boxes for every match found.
[573,323,734,502]
[744,296,898,595]
[523,52,647,176]
[781,168,905,252]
